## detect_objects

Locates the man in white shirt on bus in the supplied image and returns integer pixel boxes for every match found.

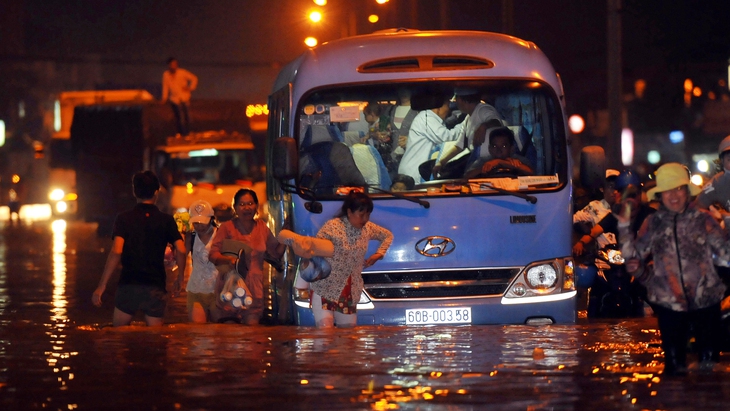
[398,96,461,183]
[432,89,503,179]
[162,57,198,135]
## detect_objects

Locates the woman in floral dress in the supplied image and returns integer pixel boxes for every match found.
[309,191,393,328]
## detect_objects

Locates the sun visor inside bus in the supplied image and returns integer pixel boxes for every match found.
[411,93,450,111]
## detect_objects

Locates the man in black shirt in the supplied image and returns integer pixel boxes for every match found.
[92,171,186,326]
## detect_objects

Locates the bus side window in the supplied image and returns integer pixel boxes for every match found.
[299,141,366,194]
[301,124,343,149]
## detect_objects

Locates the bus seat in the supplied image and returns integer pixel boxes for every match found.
[299,141,367,194]
[349,143,392,190]
[343,131,363,146]
[507,126,526,152]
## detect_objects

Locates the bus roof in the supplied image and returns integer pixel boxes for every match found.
[272,30,562,99]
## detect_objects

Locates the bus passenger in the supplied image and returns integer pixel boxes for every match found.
[432,89,503,179]
[466,127,533,178]
[385,88,417,172]
[398,96,461,183]
[363,101,395,169]
[309,191,393,328]
[391,174,415,192]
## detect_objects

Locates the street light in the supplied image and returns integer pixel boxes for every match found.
[568,115,585,134]
[313,0,327,5]
[368,14,379,23]
[309,10,322,23]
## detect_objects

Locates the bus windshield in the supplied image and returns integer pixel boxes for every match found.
[295,80,567,196]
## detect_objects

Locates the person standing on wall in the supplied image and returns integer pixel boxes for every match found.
[162,57,198,136]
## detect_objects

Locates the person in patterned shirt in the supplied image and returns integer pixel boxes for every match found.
[620,163,728,375]
[309,190,393,328]
[572,169,620,255]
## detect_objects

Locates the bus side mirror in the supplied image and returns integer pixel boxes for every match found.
[273,137,298,180]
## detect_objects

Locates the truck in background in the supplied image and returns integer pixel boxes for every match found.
[50,90,155,217]
[69,98,263,234]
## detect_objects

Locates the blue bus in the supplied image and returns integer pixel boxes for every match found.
[266,29,598,326]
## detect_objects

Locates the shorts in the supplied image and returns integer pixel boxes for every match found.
[187,291,217,315]
[115,284,167,318]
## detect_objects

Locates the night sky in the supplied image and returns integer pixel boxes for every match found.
[4,0,730,114]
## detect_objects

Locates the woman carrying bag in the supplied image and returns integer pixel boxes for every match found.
[209,189,285,325]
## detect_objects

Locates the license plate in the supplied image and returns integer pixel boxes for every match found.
[405,307,472,325]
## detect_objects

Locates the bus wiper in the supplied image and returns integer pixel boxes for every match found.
[367,185,430,209]
[447,179,537,204]
[483,182,537,204]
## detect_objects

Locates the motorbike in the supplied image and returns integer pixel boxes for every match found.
[576,245,646,318]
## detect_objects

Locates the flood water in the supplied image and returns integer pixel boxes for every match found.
[2,218,730,410]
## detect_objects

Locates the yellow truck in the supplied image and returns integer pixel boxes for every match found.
[67,96,262,234]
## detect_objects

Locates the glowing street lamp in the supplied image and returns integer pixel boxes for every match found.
[313,0,327,5]
[568,114,585,134]
[376,0,389,4]
[304,37,318,47]
[309,10,322,23]
[368,14,379,23]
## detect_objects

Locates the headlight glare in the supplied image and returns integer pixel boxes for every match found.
[49,189,65,201]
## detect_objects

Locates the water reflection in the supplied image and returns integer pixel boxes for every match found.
[51,219,67,323]
[0,229,8,319]
[45,219,78,406]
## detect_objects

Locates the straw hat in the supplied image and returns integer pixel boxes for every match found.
[646,163,701,199]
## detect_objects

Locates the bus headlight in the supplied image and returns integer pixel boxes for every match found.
[525,264,557,291]
[504,259,572,299]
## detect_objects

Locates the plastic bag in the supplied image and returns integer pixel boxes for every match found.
[216,269,253,318]
[163,244,177,269]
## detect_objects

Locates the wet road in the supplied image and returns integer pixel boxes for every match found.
[2,219,730,411]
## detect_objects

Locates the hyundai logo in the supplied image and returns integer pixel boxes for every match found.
[415,236,456,257]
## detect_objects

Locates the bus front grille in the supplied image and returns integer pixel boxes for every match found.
[362,268,520,299]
